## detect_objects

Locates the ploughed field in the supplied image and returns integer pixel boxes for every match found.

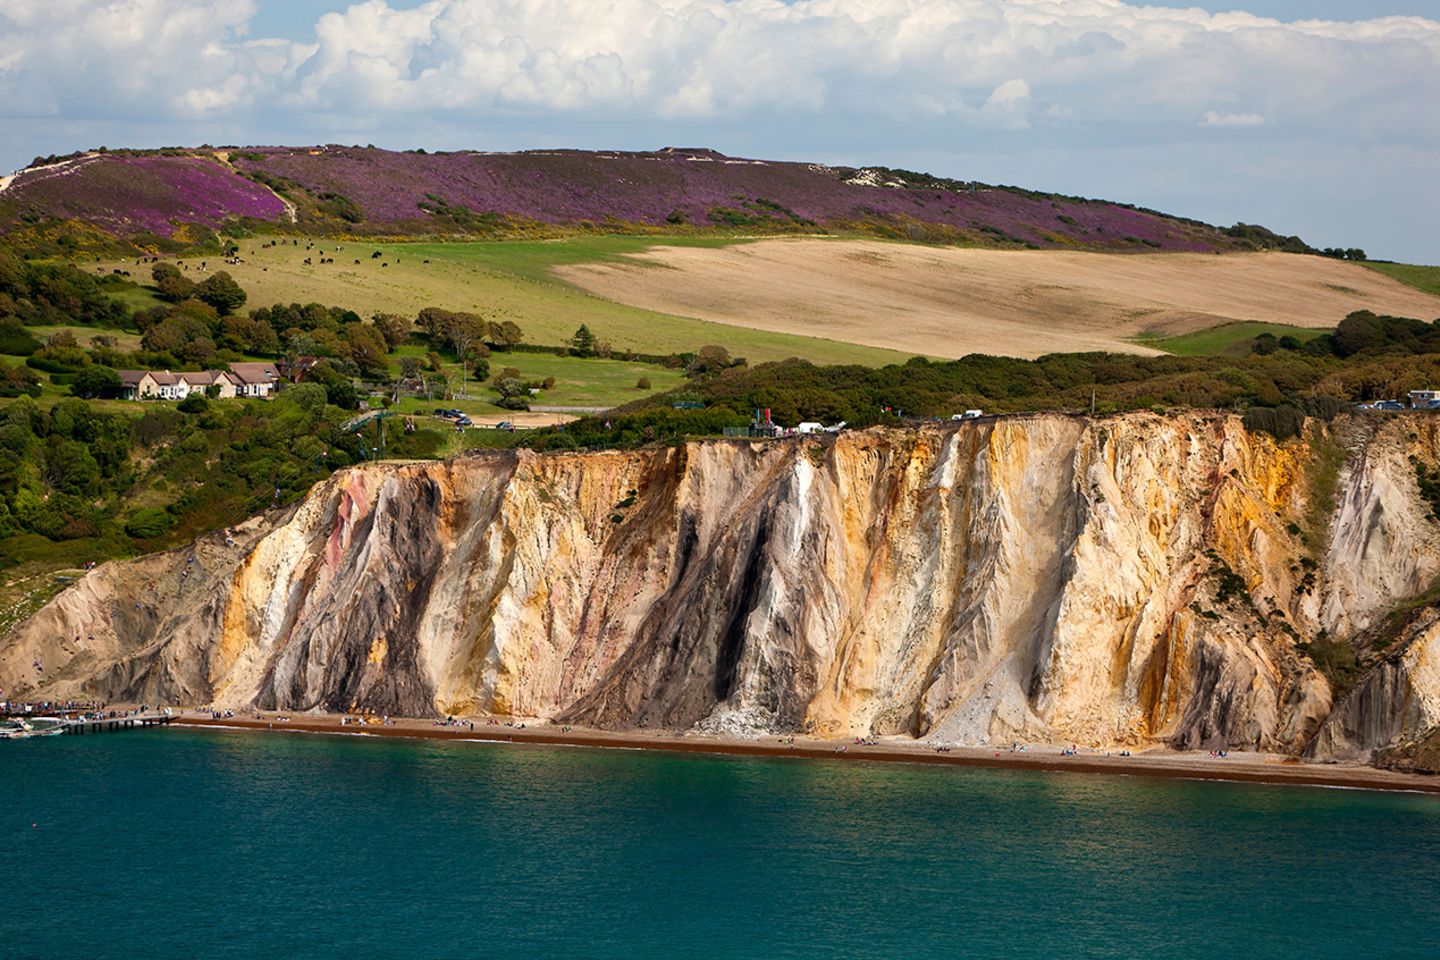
[556,240,1440,360]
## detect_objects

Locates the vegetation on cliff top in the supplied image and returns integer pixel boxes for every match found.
[3,233,1440,574]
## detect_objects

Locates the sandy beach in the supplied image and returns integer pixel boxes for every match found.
[171,712,1440,796]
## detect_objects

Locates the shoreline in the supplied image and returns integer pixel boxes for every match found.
[172,714,1440,796]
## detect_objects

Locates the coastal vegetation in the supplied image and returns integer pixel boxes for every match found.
[3,238,1440,576]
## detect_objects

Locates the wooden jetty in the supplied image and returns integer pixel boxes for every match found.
[62,712,176,735]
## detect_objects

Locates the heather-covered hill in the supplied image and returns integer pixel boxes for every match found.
[0,152,287,243]
[2,145,1263,252]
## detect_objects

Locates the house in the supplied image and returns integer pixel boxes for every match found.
[119,370,160,400]
[118,369,240,400]
[277,356,319,383]
[1410,390,1440,409]
[179,370,239,399]
[228,362,281,398]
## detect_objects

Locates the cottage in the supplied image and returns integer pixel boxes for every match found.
[178,370,239,399]
[228,362,281,398]
[119,370,160,400]
[118,369,240,401]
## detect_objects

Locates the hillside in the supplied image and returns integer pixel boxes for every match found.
[556,240,1440,359]
[4,145,1261,252]
[5,414,1440,768]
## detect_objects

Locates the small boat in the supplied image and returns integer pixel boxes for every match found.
[1,717,66,739]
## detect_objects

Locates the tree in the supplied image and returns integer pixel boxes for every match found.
[570,324,596,358]
[71,366,122,399]
[446,313,486,397]
[344,324,391,378]
[686,344,733,375]
[43,440,99,493]
[488,320,523,350]
[196,271,247,315]
[399,355,424,381]
[152,263,196,302]
[416,306,455,341]
[372,313,410,351]
[494,377,530,410]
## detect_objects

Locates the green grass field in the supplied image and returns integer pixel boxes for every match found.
[1365,262,1440,299]
[27,325,143,351]
[388,344,686,410]
[1135,321,1329,357]
[96,237,913,367]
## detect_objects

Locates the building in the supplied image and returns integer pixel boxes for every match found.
[1410,390,1440,409]
[228,362,281,398]
[277,356,319,383]
[118,369,240,401]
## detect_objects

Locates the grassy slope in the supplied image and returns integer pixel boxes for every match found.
[103,237,913,367]
[27,325,143,351]
[1365,262,1440,300]
[1136,322,1329,357]
[388,344,686,412]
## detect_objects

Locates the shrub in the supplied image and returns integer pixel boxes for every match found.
[177,394,209,414]
[1243,405,1305,441]
[72,366,122,399]
[636,377,652,390]
[125,508,173,539]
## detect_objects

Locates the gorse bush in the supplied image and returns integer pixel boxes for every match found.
[1243,405,1306,440]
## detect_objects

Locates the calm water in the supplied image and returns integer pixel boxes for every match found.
[3,729,1439,959]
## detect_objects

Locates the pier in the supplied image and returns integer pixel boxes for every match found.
[62,712,176,735]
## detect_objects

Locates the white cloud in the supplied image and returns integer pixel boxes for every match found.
[1201,110,1266,127]
[0,0,1436,257]
[0,0,1434,131]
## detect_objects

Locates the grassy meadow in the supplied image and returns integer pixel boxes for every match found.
[96,236,913,367]
[1365,262,1440,299]
[1135,321,1330,357]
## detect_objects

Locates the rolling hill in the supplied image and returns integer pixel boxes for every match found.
[5,145,1272,253]
[555,240,1440,359]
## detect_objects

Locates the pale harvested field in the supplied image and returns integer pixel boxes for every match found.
[557,240,1440,359]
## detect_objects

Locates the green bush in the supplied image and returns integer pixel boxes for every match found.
[1242,405,1305,440]
[125,507,173,539]
[177,394,210,414]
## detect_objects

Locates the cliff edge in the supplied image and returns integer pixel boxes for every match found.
[4,412,1439,765]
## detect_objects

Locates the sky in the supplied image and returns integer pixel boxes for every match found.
[1,1,1437,263]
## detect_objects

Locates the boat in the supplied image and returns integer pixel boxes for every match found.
[1,717,67,739]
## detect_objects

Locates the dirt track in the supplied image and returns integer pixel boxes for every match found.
[558,240,1440,359]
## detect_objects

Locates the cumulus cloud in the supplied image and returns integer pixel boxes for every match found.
[0,0,1434,133]
[0,0,1437,256]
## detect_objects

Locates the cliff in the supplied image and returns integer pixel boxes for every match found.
[4,413,1439,764]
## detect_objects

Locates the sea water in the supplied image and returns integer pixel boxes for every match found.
[3,728,1439,959]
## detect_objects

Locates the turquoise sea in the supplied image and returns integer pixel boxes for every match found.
[3,728,1439,959]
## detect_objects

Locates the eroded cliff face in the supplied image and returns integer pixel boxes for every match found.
[4,413,1439,760]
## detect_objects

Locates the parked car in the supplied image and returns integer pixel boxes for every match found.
[495,421,515,432]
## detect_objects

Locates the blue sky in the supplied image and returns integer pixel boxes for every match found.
[3,0,1438,263]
